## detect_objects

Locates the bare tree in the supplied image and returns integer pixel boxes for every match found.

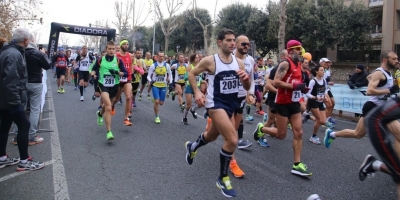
[59,33,70,46]
[192,0,218,55]
[154,0,184,52]
[113,1,133,42]
[129,0,151,48]
[31,31,42,44]
[0,0,43,39]
[80,35,90,47]
[278,0,287,53]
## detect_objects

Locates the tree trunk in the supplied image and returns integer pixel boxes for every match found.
[203,27,208,55]
[278,0,287,53]
[164,34,169,52]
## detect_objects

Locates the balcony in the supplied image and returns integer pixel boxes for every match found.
[369,0,383,8]
[370,32,383,39]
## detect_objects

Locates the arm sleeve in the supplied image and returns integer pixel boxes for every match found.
[248,68,255,94]
[306,79,315,98]
[147,64,155,82]
[118,58,128,77]
[3,56,22,106]
[167,64,172,84]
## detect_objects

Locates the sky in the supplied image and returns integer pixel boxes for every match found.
[25,0,269,46]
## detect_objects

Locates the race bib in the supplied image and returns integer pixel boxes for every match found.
[292,90,301,102]
[220,79,238,94]
[178,74,185,81]
[104,75,115,87]
[156,75,165,82]
[120,76,127,82]
[58,61,65,66]
[317,92,324,103]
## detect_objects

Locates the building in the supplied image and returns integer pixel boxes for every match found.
[327,0,399,63]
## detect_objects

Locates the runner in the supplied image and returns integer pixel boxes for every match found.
[138,52,153,101]
[254,40,312,176]
[110,39,133,126]
[65,49,72,83]
[52,47,69,93]
[90,50,106,110]
[171,53,187,109]
[90,41,128,140]
[182,53,200,125]
[324,51,400,148]
[319,58,337,126]
[255,57,266,115]
[132,49,145,107]
[184,28,251,197]
[147,51,172,124]
[74,45,95,101]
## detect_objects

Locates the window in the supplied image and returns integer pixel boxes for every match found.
[337,43,381,63]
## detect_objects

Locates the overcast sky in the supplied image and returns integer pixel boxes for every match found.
[25,0,270,45]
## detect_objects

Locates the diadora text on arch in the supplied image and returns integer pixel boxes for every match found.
[74,27,108,35]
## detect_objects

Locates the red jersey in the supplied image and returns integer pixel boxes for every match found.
[56,56,68,68]
[116,52,132,82]
[275,57,302,105]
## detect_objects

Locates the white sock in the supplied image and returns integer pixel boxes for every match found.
[330,132,336,138]
[0,155,7,161]
[372,160,383,171]
[20,159,28,164]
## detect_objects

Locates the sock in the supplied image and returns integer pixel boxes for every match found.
[184,108,189,118]
[191,132,208,151]
[312,134,317,137]
[372,160,383,171]
[20,159,28,164]
[0,155,6,161]
[246,104,251,115]
[219,148,233,178]
[238,120,243,139]
[294,162,300,166]
[80,86,83,96]
[330,132,336,138]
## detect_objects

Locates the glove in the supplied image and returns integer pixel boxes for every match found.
[389,84,400,94]
[10,105,24,115]
[301,87,310,94]
[109,69,119,75]
[292,82,306,91]
[349,84,355,90]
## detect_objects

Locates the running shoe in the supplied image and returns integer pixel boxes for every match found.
[111,106,115,116]
[119,97,123,104]
[124,119,132,126]
[106,131,114,140]
[97,111,103,126]
[138,94,142,101]
[359,154,377,181]
[61,88,65,93]
[245,115,254,122]
[190,108,198,119]
[257,138,270,147]
[80,96,84,101]
[16,160,44,171]
[0,157,20,168]
[291,162,312,176]
[328,117,337,124]
[237,139,252,149]
[57,88,61,93]
[147,94,151,100]
[230,160,245,178]
[182,117,188,125]
[180,104,185,111]
[253,122,265,141]
[323,129,335,148]
[171,91,176,101]
[155,117,161,124]
[309,136,321,145]
[92,95,96,101]
[287,123,292,130]
[185,141,197,165]
[28,136,44,146]
[216,176,237,197]
[74,87,77,90]
[166,91,170,99]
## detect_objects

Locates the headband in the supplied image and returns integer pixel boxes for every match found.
[120,40,128,46]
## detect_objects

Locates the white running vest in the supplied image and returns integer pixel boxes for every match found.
[238,55,255,98]
[79,54,91,71]
[369,67,393,106]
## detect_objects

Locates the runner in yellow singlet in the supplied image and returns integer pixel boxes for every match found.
[139,52,154,100]
[171,53,187,110]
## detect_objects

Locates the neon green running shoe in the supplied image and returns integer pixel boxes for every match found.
[96,111,103,126]
[155,117,161,124]
[106,131,114,140]
[291,162,312,177]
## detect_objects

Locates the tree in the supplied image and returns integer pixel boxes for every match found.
[129,0,151,48]
[0,0,43,39]
[154,0,185,52]
[278,0,287,53]
[192,0,217,55]
[113,1,133,42]
[32,31,42,44]
[216,3,256,35]
[80,35,91,47]
[266,0,280,53]
[59,33,70,46]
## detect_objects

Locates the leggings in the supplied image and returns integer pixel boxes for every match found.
[74,72,78,87]
[254,87,262,103]
[0,110,30,160]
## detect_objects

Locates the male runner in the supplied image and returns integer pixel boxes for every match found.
[171,53,187,109]
[254,40,312,176]
[139,52,153,100]
[65,49,72,83]
[75,45,95,101]
[52,48,69,93]
[72,47,81,90]
[91,41,128,140]
[111,39,133,126]
[132,49,145,107]
[184,28,251,197]
[324,51,400,148]
[147,51,172,124]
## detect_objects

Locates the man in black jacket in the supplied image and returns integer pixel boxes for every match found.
[347,64,369,89]
[0,28,44,170]
[12,33,50,146]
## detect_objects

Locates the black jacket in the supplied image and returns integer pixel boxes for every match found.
[0,43,28,110]
[347,71,368,89]
[25,42,51,83]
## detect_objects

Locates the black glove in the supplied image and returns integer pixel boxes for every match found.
[389,84,399,94]
[10,105,24,115]
[349,84,355,90]
[292,82,306,91]
[301,87,310,94]
[109,69,119,75]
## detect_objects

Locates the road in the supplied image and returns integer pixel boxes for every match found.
[0,71,396,200]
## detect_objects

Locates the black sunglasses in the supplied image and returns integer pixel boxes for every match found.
[240,42,251,47]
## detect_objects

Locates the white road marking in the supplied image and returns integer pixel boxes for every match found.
[0,160,54,182]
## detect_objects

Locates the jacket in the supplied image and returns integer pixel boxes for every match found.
[25,42,51,83]
[0,43,28,110]
[347,70,368,89]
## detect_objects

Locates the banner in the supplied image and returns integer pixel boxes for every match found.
[40,70,47,113]
[47,22,116,58]
[329,84,370,114]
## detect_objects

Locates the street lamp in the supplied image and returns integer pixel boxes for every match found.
[176,45,180,53]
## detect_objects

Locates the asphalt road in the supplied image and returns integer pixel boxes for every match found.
[0,71,396,200]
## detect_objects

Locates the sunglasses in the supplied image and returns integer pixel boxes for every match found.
[240,42,251,47]
[290,47,302,51]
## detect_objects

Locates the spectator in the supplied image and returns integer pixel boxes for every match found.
[0,37,7,50]
[347,64,369,89]
[12,33,50,146]
[0,28,44,170]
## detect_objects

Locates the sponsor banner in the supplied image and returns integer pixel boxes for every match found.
[41,70,47,113]
[329,84,370,114]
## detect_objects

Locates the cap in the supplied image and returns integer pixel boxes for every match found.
[286,40,302,49]
[67,48,72,51]
[319,58,330,63]
[76,47,82,50]
[356,64,365,70]
[58,47,64,51]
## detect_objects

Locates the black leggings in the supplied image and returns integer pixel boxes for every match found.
[74,72,78,87]
[0,110,30,160]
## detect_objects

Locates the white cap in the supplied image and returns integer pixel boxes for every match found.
[319,58,330,63]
